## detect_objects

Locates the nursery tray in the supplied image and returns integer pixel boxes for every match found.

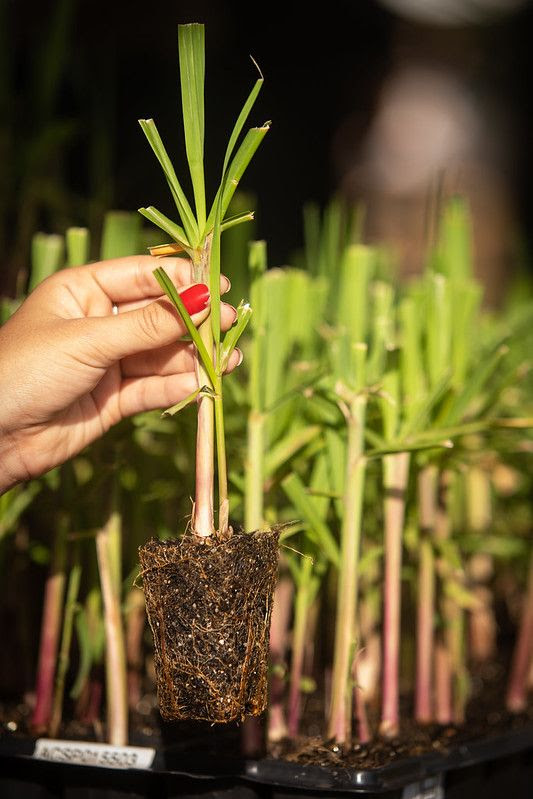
[0,723,532,798]
[242,722,533,795]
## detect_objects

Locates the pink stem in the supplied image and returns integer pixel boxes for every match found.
[380,452,410,738]
[415,465,437,723]
[31,520,67,734]
[506,549,533,712]
[126,589,145,711]
[268,577,293,742]
[435,642,453,724]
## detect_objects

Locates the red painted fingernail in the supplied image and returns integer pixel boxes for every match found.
[179,283,210,315]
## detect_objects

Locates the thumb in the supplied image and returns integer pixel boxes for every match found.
[86,284,210,364]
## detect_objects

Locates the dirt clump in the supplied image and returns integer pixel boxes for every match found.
[139,529,279,723]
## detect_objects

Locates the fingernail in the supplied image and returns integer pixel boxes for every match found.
[236,348,244,366]
[225,303,238,323]
[180,283,210,315]
[221,275,231,294]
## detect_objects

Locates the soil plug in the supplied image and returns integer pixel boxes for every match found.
[139,530,279,721]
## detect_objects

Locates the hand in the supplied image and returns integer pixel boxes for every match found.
[0,255,241,493]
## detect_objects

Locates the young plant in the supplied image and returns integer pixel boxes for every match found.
[138,23,267,539]
[138,23,278,725]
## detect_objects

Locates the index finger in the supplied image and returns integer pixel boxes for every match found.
[86,255,193,303]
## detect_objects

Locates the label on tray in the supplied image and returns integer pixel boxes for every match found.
[402,774,444,799]
[33,738,156,770]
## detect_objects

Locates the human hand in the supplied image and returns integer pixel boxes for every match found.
[0,256,241,493]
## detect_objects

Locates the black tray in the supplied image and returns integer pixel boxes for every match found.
[1,722,532,798]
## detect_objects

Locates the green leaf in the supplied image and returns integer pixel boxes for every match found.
[162,385,217,416]
[218,125,270,222]
[220,210,254,232]
[138,118,198,245]
[281,473,339,567]
[138,206,190,250]
[153,266,217,386]
[444,580,482,610]
[178,23,206,231]
[264,426,322,478]
[70,609,93,699]
[0,483,40,539]
[220,300,252,372]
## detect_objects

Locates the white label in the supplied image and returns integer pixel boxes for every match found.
[402,774,444,799]
[33,739,156,770]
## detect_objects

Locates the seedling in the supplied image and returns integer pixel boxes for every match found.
[138,23,279,723]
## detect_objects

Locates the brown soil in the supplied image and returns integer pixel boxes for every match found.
[267,662,533,770]
[139,529,279,724]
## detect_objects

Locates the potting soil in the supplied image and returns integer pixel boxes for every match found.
[139,530,279,723]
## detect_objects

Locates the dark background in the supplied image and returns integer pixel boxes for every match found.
[3,0,533,289]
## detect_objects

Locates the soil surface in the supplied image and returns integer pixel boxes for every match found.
[267,661,533,770]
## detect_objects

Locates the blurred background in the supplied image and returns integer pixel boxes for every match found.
[2,0,533,303]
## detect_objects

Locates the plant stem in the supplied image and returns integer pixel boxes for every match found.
[435,471,453,724]
[96,509,128,745]
[288,559,312,737]
[435,641,453,724]
[191,239,215,537]
[466,466,496,663]
[268,576,293,742]
[245,410,265,532]
[380,451,410,738]
[49,546,82,738]
[327,393,367,743]
[213,378,229,535]
[31,513,68,734]
[353,648,371,744]
[415,464,437,723]
[506,547,533,712]
[126,588,145,711]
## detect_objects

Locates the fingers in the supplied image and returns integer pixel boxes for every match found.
[86,297,210,366]
[120,302,238,377]
[117,348,243,418]
[122,342,243,379]
[118,372,199,418]
[83,255,231,304]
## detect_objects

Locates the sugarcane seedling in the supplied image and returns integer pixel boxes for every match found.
[327,343,368,745]
[96,500,127,745]
[49,543,82,738]
[415,462,438,724]
[465,462,497,663]
[286,549,324,737]
[31,512,68,735]
[138,23,278,724]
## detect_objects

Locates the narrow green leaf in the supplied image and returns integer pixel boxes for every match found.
[281,473,339,567]
[219,125,270,221]
[205,71,264,232]
[162,385,216,416]
[138,118,198,244]
[264,425,322,478]
[153,266,217,386]
[220,300,252,372]
[220,210,254,232]
[139,206,190,249]
[178,23,206,231]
